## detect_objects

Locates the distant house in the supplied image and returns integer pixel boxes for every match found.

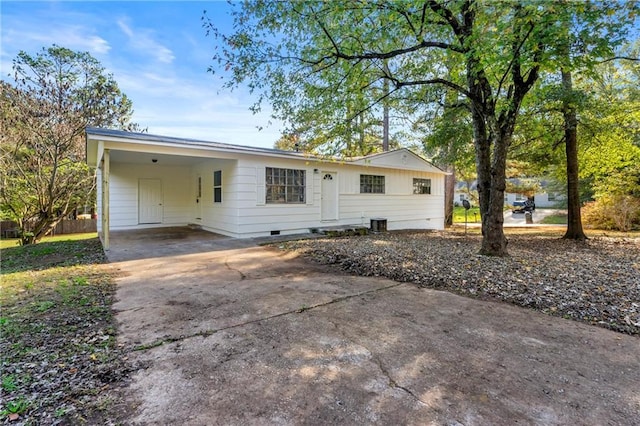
[85,128,447,248]
[455,179,565,208]
[503,190,564,208]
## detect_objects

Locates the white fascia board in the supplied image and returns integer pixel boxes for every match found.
[90,133,314,163]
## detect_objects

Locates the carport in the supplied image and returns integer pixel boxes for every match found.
[86,129,243,250]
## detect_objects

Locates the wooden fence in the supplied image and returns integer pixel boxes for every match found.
[1,219,97,238]
[51,219,97,235]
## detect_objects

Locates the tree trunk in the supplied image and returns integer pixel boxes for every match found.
[471,98,509,256]
[382,79,390,152]
[561,68,587,240]
[444,166,455,227]
[479,133,509,256]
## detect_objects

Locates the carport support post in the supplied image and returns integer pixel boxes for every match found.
[101,149,110,250]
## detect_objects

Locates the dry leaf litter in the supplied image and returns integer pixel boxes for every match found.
[282,231,640,335]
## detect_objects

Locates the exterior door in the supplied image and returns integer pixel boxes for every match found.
[138,179,163,224]
[321,172,338,221]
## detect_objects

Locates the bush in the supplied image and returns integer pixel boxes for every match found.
[582,195,640,231]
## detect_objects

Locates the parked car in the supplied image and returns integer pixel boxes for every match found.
[512,199,535,213]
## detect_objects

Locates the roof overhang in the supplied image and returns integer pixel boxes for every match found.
[85,127,449,174]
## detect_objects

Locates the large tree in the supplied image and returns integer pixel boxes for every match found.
[0,45,138,244]
[205,0,635,255]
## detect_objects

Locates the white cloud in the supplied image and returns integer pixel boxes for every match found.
[87,36,111,54]
[2,26,111,56]
[117,18,175,64]
[1,2,283,149]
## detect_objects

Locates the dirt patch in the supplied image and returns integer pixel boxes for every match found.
[109,234,640,425]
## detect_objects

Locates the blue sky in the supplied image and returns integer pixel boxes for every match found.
[1,1,283,148]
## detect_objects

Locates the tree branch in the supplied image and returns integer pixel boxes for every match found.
[596,56,640,63]
[393,77,473,100]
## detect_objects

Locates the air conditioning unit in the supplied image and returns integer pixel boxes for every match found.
[370,218,387,233]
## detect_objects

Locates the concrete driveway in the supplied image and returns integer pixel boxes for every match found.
[109,228,639,425]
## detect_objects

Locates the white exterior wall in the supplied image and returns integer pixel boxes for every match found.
[92,141,445,237]
[191,159,239,237]
[338,168,445,231]
[97,163,191,231]
[233,156,320,237]
[229,155,445,238]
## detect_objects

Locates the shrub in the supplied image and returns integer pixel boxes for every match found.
[582,195,640,231]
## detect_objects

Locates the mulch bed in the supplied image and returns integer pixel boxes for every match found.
[281,231,640,335]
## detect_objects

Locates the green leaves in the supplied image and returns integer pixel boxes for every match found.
[1,45,137,243]
[204,0,637,254]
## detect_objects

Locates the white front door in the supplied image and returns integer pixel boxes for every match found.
[138,179,163,224]
[321,172,338,221]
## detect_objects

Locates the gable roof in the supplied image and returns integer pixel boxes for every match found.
[85,127,447,174]
[350,148,446,174]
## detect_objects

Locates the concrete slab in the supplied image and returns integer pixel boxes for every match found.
[110,229,640,425]
[105,227,252,262]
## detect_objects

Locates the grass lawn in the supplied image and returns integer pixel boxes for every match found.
[540,212,568,224]
[0,234,128,424]
[0,232,98,250]
[452,206,481,223]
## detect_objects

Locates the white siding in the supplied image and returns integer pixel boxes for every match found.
[230,156,445,237]
[97,169,102,232]
[338,168,445,231]
[234,156,320,237]
[191,159,239,237]
[105,163,191,229]
[97,147,445,238]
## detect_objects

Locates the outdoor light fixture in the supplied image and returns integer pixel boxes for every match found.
[152,158,158,163]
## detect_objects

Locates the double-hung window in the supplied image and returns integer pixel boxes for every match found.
[413,178,431,194]
[360,174,385,194]
[266,167,306,203]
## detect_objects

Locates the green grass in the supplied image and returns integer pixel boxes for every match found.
[0,238,19,249]
[0,236,128,424]
[540,213,568,224]
[0,232,97,250]
[453,206,482,223]
[1,233,102,274]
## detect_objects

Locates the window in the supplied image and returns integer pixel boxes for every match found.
[547,192,556,201]
[266,167,306,203]
[213,170,222,203]
[413,178,431,194]
[515,193,525,201]
[360,174,385,194]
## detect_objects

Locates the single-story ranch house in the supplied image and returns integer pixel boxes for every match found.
[85,128,447,249]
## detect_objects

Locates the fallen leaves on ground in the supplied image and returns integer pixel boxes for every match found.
[0,238,131,425]
[282,231,640,335]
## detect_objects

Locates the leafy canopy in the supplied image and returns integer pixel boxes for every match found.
[1,45,138,244]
